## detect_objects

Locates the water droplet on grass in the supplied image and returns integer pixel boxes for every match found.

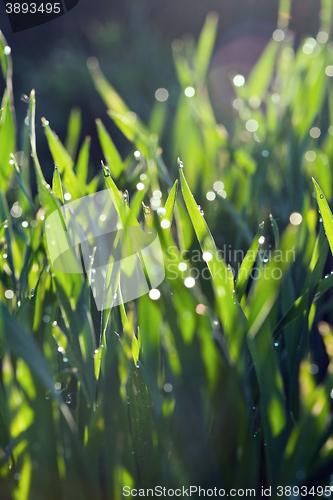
[101,162,111,177]
[177,157,184,169]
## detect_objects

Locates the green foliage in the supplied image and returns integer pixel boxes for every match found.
[1,6,333,498]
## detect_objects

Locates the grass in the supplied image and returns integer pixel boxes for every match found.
[1,1,333,497]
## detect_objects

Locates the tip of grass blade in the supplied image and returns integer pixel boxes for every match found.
[177,157,184,169]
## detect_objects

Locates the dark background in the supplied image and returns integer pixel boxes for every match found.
[0,0,322,182]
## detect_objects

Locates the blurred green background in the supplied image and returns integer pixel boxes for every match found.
[0,0,325,182]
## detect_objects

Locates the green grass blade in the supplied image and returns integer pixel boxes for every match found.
[42,117,83,200]
[164,180,178,226]
[313,177,333,256]
[195,12,218,84]
[10,153,36,213]
[235,222,264,300]
[269,214,280,249]
[179,161,245,359]
[96,118,123,178]
[76,135,90,186]
[52,165,64,204]
[65,106,81,159]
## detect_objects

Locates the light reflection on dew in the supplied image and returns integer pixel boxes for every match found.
[206,191,216,201]
[245,119,258,133]
[272,29,285,42]
[326,65,333,77]
[233,75,245,87]
[155,88,169,102]
[178,262,187,272]
[157,207,166,217]
[149,289,161,300]
[202,251,213,262]
[310,127,321,138]
[232,98,244,110]
[184,277,195,288]
[184,86,195,97]
[305,150,316,162]
[289,212,302,225]
[213,181,224,192]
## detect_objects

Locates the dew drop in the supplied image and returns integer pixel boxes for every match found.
[142,203,150,214]
[157,207,167,217]
[274,341,279,347]
[21,94,29,103]
[102,162,111,178]
[177,157,184,169]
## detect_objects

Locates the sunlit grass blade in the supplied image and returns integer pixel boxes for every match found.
[270,214,280,249]
[52,165,64,204]
[76,135,90,187]
[42,117,83,200]
[246,224,298,339]
[195,12,218,84]
[107,110,150,158]
[179,161,246,359]
[164,180,178,226]
[313,177,333,256]
[10,153,36,213]
[235,222,264,300]
[96,118,123,178]
[0,91,15,190]
[273,273,333,338]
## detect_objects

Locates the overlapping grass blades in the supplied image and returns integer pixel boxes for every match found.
[1,5,333,498]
